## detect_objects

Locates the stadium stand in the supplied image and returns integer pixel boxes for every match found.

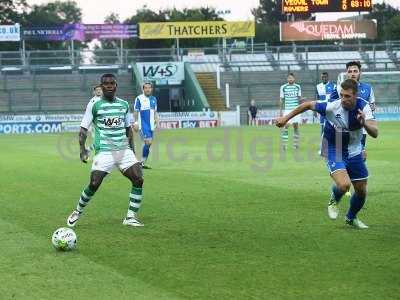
[229,54,274,71]
[365,51,396,69]
[219,70,341,123]
[9,90,40,112]
[185,48,398,74]
[0,90,10,112]
[1,42,399,74]
[0,72,136,113]
[196,73,225,111]
[305,51,364,70]
[183,54,220,72]
[1,42,399,116]
[274,53,301,70]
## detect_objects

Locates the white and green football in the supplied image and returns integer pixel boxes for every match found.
[52,227,77,251]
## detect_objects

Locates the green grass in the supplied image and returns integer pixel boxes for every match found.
[1,123,399,299]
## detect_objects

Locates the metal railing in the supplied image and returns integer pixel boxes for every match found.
[0,88,90,113]
[0,41,399,72]
[0,87,137,113]
[226,72,400,104]
[225,60,398,87]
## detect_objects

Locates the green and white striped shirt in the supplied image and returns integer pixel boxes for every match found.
[81,97,131,154]
[280,83,302,110]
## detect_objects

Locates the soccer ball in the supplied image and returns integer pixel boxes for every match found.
[52,227,77,251]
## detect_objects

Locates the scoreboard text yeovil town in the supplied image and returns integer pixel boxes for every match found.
[282,0,372,13]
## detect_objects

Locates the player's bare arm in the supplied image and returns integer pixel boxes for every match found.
[357,109,378,138]
[126,126,135,153]
[133,111,139,132]
[79,127,89,163]
[276,101,316,128]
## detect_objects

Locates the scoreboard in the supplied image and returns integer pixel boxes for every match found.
[282,0,373,13]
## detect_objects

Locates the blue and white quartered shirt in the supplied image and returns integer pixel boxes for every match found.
[331,81,376,137]
[314,98,375,160]
[133,94,157,133]
[315,81,336,124]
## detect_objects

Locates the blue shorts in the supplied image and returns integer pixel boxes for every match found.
[327,154,368,181]
[140,129,153,140]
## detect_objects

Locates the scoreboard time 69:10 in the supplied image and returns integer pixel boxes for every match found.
[282,0,372,13]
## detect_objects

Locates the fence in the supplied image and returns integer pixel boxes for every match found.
[0,71,136,113]
[228,73,400,110]
[0,41,399,71]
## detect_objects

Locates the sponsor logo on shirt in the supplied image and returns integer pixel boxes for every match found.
[334,114,348,131]
[285,91,299,97]
[103,117,123,127]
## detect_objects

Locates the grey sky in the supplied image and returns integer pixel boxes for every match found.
[26,0,400,23]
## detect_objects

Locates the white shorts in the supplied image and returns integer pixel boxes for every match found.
[284,110,301,124]
[92,149,139,174]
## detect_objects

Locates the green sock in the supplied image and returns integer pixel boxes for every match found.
[76,186,95,213]
[127,186,143,217]
[281,128,289,147]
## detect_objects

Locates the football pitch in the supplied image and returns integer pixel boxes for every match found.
[1,123,399,299]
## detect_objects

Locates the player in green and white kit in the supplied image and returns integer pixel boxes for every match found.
[67,74,145,227]
[87,84,104,152]
[279,73,302,150]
